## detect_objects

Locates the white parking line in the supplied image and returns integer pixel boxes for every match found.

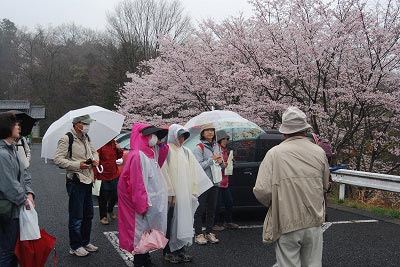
[103,231,134,267]
[105,219,379,267]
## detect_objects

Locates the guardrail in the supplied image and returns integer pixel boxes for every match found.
[330,169,400,200]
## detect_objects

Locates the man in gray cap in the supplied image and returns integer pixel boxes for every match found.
[54,114,99,257]
[253,107,330,267]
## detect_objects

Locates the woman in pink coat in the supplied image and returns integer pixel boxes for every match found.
[118,123,169,267]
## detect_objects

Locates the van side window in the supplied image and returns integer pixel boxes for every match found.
[227,140,256,163]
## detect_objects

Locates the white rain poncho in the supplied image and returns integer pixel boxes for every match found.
[134,151,169,247]
[162,124,212,252]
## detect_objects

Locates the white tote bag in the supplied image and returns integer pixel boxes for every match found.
[19,200,41,241]
[92,179,102,196]
[224,150,234,176]
[210,162,222,184]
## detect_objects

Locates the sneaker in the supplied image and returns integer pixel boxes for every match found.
[101,217,109,225]
[212,225,225,231]
[195,234,208,245]
[164,253,182,264]
[69,247,89,257]
[224,222,239,229]
[205,233,219,244]
[108,212,117,220]
[84,243,98,252]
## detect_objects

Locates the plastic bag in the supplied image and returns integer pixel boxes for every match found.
[92,179,102,196]
[19,200,41,241]
[210,162,222,184]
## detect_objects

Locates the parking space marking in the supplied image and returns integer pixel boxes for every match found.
[103,231,134,267]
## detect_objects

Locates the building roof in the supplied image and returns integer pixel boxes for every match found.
[0,100,45,119]
[0,100,30,110]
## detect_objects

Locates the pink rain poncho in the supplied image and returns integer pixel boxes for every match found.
[118,123,169,253]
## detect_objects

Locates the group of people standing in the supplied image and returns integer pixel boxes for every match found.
[118,122,239,267]
[0,105,331,267]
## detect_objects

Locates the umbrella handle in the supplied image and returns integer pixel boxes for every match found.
[96,165,104,174]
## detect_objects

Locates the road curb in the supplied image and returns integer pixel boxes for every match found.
[328,203,400,226]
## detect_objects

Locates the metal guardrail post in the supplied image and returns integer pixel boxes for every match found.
[339,184,345,201]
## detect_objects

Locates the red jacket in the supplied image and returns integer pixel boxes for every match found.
[94,140,123,181]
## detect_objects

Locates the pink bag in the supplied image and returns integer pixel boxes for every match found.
[133,229,168,255]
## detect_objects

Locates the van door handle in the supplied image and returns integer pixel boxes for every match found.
[243,171,253,175]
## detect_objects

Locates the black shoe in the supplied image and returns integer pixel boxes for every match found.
[164,253,182,264]
[178,252,193,262]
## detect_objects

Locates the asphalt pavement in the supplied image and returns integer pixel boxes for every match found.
[28,144,400,267]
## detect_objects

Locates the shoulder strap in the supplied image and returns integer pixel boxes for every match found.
[66,132,74,159]
[19,137,28,156]
[197,143,205,152]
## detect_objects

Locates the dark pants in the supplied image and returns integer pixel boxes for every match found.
[163,205,174,255]
[215,187,233,225]
[134,252,151,267]
[0,218,19,267]
[66,181,94,250]
[194,186,219,235]
[98,178,118,219]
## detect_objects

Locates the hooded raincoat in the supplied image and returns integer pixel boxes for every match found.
[118,123,169,253]
[162,124,212,252]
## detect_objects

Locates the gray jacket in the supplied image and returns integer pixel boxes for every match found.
[0,140,35,218]
[193,140,223,186]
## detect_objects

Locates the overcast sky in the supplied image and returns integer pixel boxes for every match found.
[0,0,254,30]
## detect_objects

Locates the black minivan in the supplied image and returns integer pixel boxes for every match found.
[227,130,284,209]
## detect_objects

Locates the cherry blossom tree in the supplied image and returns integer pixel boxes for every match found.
[118,0,400,173]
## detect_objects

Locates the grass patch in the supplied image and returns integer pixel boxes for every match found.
[328,195,400,219]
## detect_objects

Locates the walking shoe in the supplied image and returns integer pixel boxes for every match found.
[212,225,225,231]
[195,234,208,245]
[101,217,109,225]
[164,253,182,264]
[178,252,193,262]
[205,233,219,244]
[108,212,117,220]
[224,222,239,229]
[84,243,98,252]
[69,247,89,257]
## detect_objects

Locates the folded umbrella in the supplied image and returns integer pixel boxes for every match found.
[133,229,168,255]
[15,229,57,267]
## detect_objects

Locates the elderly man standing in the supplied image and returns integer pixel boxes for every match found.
[54,115,99,257]
[253,107,330,267]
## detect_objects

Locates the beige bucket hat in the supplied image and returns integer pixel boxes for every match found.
[279,107,312,134]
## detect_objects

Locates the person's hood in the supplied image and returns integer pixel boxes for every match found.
[129,123,155,159]
[167,124,190,147]
[0,139,13,150]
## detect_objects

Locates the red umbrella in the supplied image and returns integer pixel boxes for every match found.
[15,229,57,267]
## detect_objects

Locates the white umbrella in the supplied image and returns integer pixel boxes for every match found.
[41,105,125,160]
[183,110,265,151]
